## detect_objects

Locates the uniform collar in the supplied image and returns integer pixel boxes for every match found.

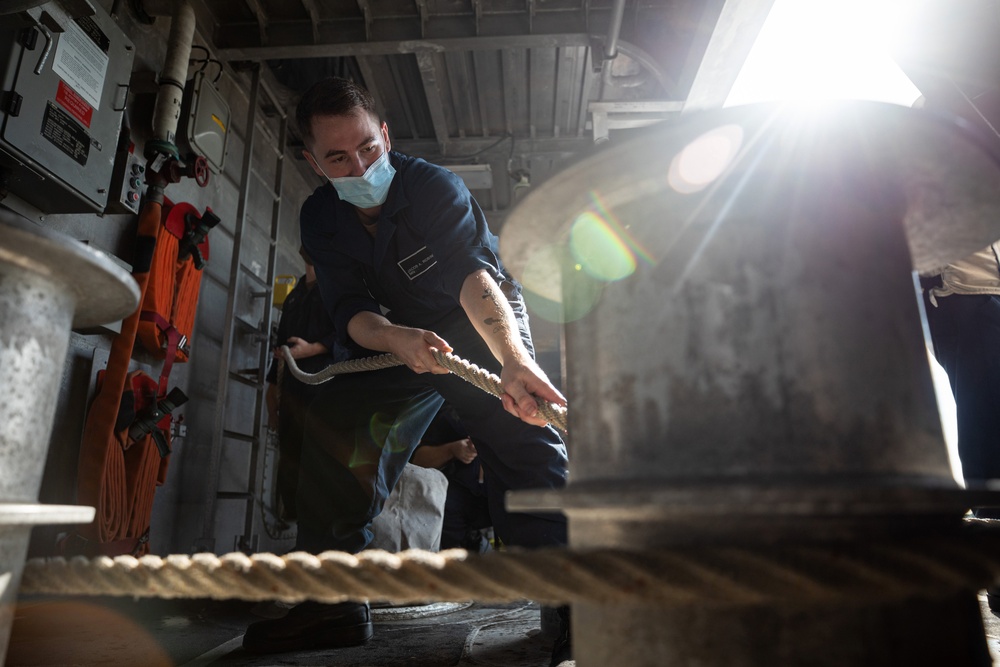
[380,152,409,218]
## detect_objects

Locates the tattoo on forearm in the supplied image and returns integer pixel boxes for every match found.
[481,287,508,334]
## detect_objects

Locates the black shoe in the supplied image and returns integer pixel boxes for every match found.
[242,601,373,654]
[549,605,573,667]
[988,586,1000,614]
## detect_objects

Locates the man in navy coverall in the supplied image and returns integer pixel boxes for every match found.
[243,77,571,666]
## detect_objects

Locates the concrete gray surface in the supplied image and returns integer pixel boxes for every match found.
[5,597,561,667]
[7,592,1000,666]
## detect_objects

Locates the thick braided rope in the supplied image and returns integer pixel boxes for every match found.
[20,532,1000,606]
[279,345,569,432]
[281,347,405,381]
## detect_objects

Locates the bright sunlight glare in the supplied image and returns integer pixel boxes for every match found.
[725,0,963,482]
[726,0,922,108]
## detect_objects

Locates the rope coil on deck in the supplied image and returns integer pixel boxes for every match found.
[278,345,569,432]
[20,530,1000,606]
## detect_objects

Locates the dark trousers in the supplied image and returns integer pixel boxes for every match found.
[295,307,568,554]
[923,292,1000,485]
[275,384,321,520]
[440,460,492,550]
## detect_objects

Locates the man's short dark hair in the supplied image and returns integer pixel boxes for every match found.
[296,77,379,148]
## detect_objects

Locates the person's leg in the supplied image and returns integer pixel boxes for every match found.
[926,294,1000,488]
[435,288,572,667]
[294,366,444,553]
[441,471,487,549]
[244,367,443,654]
[424,296,571,667]
[427,303,568,549]
[275,386,313,521]
[439,461,492,550]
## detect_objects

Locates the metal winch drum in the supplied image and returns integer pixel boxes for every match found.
[0,209,138,661]
[506,101,1000,666]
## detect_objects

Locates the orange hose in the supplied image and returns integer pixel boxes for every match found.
[81,371,164,555]
[137,204,205,362]
[74,200,165,555]
[172,257,202,351]
[137,223,182,360]
[74,197,206,556]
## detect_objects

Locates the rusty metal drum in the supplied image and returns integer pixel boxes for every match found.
[505,101,1000,666]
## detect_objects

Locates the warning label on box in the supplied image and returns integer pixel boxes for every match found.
[56,80,93,127]
[42,101,90,166]
[75,16,110,53]
[51,16,109,109]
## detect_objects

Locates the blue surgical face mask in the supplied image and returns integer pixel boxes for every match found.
[327,151,396,208]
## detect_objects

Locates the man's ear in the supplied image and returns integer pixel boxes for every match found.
[381,122,391,152]
[303,149,326,179]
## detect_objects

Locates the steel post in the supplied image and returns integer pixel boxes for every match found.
[506,101,1000,665]
[0,208,138,662]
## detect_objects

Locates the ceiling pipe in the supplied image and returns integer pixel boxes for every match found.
[603,0,627,61]
[150,0,195,153]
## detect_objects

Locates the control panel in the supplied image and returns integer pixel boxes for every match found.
[107,148,145,215]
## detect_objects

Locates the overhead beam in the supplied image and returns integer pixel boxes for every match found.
[354,56,389,120]
[387,57,421,139]
[287,135,594,158]
[217,33,595,61]
[416,51,451,150]
[242,0,270,46]
[383,135,595,157]
[681,0,775,112]
[355,0,373,40]
[588,100,685,141]
[298,0,322,43]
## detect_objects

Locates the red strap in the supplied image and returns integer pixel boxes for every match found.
[140,311,182,397]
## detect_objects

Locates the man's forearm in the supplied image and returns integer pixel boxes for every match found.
[458,269,565,425]
[459,270,529,366]
[346,311,402,353]
[347,310,452,374]
[410,444,453,469]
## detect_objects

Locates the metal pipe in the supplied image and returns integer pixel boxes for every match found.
[603,0,626,61]
[0,209,138,663]
[151,0,195,145]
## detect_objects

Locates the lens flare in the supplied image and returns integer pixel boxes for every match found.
[570,211,637,281]
[349,444,378,469]
[520,243,604,323]
[366,411,411,455]
[668,124,744,194]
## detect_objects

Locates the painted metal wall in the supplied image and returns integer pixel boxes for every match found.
[23,0,308,558]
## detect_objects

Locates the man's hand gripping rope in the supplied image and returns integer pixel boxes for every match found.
[277,345,569,432]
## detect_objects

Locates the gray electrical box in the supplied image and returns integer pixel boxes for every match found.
[0,2,134,214]
[179,70,230,174]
